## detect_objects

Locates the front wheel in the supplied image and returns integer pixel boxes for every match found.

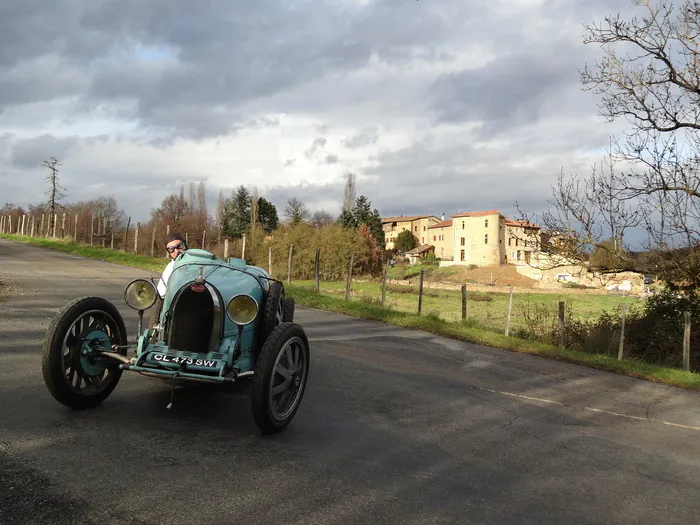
[251,322,310,434]
[41,296,128,409]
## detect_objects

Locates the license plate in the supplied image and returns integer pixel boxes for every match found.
[151,353,218,369]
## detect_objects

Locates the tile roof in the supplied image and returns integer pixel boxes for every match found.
[452,209,500,218]
[406,244,435,255]
[505,219,540,229]
[428,219,453,229]
[381,215,437,223]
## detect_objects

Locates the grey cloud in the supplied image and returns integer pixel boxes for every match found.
[342,127,379,149]
[305,137,327,159]
[10,135,80,169]
[325,155,339,164]
[430,46,581,134]
[1,0,496,138]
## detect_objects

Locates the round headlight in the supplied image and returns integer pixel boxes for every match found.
[124,279,158,311]
[226,294,258,325]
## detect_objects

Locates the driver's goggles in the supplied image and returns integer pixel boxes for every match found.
[166,243,184,253]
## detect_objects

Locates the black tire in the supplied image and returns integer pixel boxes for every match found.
[251,322,310,434]
[260,281,284,341]
[148,295,163,331]
[41,296,128,409]
[283,296,295,322]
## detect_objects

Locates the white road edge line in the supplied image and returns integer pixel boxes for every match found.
[494,390,567,406]
[662,421,700,431]
[483,388,700,431]
[584,407,647,421]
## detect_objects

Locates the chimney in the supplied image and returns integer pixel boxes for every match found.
[441,213,445,220]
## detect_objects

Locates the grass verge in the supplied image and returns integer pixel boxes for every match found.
[3,233,700,391]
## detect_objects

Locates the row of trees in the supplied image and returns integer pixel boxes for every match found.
[2,168,389,274]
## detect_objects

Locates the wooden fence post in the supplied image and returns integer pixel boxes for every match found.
[418,269,425,315]
[150,225,157,257]
[618,304,627,361]
[224,239,229,259]
[558,301,565,348]
[241,233,246,260]
[314,247,320,292]
[61,213,66,238]
[505,285,514,336]
[381,259,389,306]
[462,284,467,321]
[185,232,189,246]
[30,216,35,237]
[683,312,691,372]
[201,230,206,250]
[74,214,78,241]
[287,244,294,284]
[110,223,114,250]
[39,214,44,237]
[268,246,272,276]
[345,253,354,300]
[52,214,57,238]
[90,215,94,245]
[102,217,106,247]
[134,222,140,253]
[124,217,131,251]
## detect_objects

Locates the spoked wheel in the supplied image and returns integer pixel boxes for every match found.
[251,322,310,434]
[42,296,128,409]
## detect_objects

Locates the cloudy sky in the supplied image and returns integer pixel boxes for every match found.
[0,0,639,224]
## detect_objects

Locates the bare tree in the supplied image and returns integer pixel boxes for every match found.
[284,197,310,225]
[42,157,66,232]
[311,210,334,228]
[342,172,356,213]
[188,182,197,214]
[522,0,700,288]
[197,182,207,221]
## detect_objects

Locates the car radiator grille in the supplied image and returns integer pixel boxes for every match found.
[168,286,216,354]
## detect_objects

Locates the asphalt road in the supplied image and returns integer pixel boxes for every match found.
[2,238,700,525]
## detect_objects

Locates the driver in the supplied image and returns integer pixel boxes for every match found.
[157,232,188,298]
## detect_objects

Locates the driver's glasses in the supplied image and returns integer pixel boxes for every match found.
[166,242,184,254]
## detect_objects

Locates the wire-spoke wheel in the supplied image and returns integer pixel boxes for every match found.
[251,322,310,434]
[42,297,127,409]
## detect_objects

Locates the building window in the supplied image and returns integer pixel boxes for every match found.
[414,226,418,232]
[460,249,465,261]
[433,235,436,241]
[515,238,519,247]
[462,221,465,229]
[508,238,512,246]
[422,237,424,243]
[461,237,465,246]
[484,234,488,244]
[485,219,488,227]
[423,226,426,231]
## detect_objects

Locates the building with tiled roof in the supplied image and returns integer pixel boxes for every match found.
[381,214,440,250]
[383,209,543,267]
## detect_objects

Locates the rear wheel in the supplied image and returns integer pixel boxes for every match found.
[42,297,128,409]
[251,322,310,434]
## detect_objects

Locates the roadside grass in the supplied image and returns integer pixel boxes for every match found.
[3,233,700,391]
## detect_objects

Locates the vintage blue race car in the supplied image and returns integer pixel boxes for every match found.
[41,248,310,434]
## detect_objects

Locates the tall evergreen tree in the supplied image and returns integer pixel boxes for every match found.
[222,185,251,238]
[257,197,279,233]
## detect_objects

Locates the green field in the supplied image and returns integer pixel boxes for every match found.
[289,279,640,334]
